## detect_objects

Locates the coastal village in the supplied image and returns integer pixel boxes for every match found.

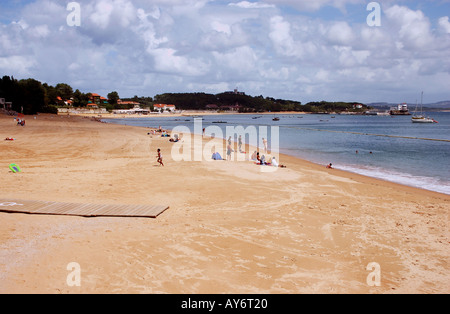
[55,93,177,116]
[4,76,436,117]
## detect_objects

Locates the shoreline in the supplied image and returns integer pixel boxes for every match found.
[101,115,450,197]
[58,111,311,119]
[1,113,448,294]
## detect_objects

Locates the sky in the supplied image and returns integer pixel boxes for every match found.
[0,0,449,104]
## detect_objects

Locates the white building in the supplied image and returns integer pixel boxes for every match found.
[154,104,176,113]
[112,105,150,115]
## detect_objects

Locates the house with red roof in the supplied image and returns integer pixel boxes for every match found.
[154,104,176,113]
[86,93,109,108]
[89,93,101,105]
[56,96,74,107]
[117,99,141,107]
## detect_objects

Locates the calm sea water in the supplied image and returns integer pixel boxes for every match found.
[104,112,450,195]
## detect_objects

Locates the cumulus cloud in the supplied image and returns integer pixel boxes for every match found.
[0,0,449,103]
[326,21,355,46]
[384,5,434,50]
[212,46,258,79]
[269,15,301,58]
[438,16,450,34]
[150,48,210,76]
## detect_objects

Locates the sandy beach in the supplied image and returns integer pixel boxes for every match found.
[0,113,448,294]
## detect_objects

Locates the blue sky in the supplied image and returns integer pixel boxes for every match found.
[0,0,449,104]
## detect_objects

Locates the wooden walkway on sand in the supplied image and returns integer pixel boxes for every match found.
[0,199,169,218]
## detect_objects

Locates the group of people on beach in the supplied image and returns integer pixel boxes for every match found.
[153,127,287,168]
[250,151,286,168]
[16,118,25,126]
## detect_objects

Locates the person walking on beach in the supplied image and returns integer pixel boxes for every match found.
[157,148,164,166]
[262,138,268,153]
[238,135,243,153]
[227,144,233,161]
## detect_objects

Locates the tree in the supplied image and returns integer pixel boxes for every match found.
[108,91,119,105]
[0,76,18,104]
[43,83,58,105]
[55,83,73,100]
[72,89,90,107]
[17,79,47,114]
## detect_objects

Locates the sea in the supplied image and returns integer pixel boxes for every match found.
[104,112,450,195]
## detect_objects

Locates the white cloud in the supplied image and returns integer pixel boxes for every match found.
[30,25,50,38]
[136,8,169,51]
[0,0,449,104]
[326,21,355,46]
[438,16,450,34]
[229,1,275,9]
[260,67,290,80]
[0,56,36,77]
[384,5,434,50]
[212,46,258,79]
[150,48,210,76]
[211,21,232,35]
[269,15,303,58]
[199,16,251,51]
[262,0,363,12]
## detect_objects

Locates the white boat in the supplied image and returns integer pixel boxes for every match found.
[412,92,438,124]
[412,116,436,123]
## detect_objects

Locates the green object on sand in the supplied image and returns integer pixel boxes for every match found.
[9,163,21,173]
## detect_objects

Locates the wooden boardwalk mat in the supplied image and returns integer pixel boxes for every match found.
[0,200,169,218]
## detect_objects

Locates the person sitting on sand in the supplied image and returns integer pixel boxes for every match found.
[169,134,179,142]
[260,154,266,165]
[271,157,286,168]
[326,163,333,169]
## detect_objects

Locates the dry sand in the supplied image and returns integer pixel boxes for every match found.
[0,113,448,294]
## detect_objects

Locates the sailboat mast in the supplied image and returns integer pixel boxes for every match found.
[421,91,423,111]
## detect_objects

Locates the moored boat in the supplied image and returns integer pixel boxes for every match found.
[412,92,438,123]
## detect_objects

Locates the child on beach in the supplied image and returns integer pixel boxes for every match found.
[256,153,267,165]
[227,144,233,161]
[157,149,164,166]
